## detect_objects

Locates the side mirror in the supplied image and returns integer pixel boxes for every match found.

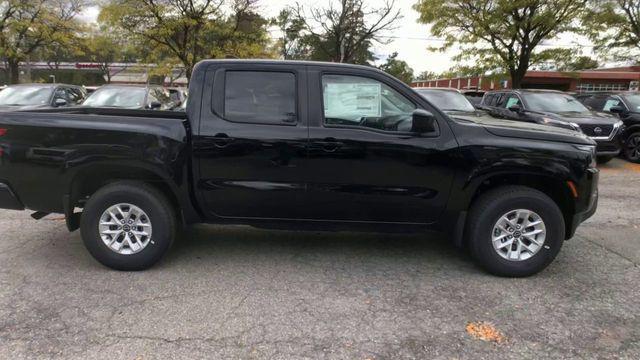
[609,105,626,115]
[411,109,437,133]
[54,98,67,107]
[148,101,162,109]
[508,104,523,113]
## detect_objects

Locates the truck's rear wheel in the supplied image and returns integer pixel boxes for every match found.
[80,182,176,270]
[466,186,565,277]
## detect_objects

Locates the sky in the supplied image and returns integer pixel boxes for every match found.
[78,0,599,77]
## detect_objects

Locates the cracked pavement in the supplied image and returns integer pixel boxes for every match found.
[0,159,639,359]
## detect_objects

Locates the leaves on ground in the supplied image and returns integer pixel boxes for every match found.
[465,321,506,344]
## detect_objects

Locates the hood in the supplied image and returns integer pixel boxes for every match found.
[0,104,51,112]
[450,112,594,145]
[541,110,619,125]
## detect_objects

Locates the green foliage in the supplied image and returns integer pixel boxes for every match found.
[414,0,587,88]
[99,0,274,80]
[584,0,640,61]
[416,70,438,80]
[271,9,311,60]
[0,0,83,83]
[378,52,414,84]
[557,55,599,71]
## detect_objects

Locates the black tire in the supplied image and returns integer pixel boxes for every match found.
[80,181,176,271]
[596,156,614,164]
[466,186,565,277]
[623,133,640,163]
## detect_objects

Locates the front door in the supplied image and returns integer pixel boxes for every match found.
[193,63,310,220]
[304,67,456,224]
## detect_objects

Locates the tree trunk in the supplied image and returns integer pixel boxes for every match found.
[8,59,20,84]
[185,66,192,83]
[509,66,528,89]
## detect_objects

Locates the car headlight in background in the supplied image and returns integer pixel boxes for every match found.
[613,120,624,134]
[541,117,582,132]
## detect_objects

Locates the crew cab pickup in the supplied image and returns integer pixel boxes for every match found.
[0,60,599,276]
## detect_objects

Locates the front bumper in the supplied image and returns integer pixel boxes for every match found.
[594,138,621,156]
[0,182,24,210]
[567,168,599,238]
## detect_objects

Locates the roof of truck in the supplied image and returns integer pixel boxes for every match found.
[194,59,383,72]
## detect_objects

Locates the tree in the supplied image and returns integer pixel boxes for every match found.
[416,70,438,80]
[558,55,599,71]
[0,0,83,83]
[82,25,140,83]
[293,0,401,64]
[414,0,587,88]
[100,0,273,81]
[584,0,640,61]
[271,8,309,60]
[378,52,414,84]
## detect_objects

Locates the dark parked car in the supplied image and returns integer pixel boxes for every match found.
[82,85,174,110]
[576,92,640,163]
[414,88,481,115]
[168,87,188,107]
[480,89,623,163]
[462,89,486,107]
[0,83,86,111]
[0,60,599,277]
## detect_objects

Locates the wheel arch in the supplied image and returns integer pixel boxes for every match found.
[455,171,577,247]
[66,162,201,230]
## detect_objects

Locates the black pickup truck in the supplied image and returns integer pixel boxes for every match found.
[0,60,598,276]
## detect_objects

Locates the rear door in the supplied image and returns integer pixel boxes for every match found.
[193,62,310,220]
[303,66,456,224]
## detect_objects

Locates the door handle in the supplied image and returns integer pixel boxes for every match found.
[210,133,235,148]
[316,138,343,152]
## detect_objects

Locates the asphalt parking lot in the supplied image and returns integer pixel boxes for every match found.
[0,159,639,359]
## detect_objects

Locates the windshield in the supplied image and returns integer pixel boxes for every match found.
[523,93,589,113]
[415,89,476,112]
[622,94,640,112]
[83,87,146,108]
[0,86,53,106]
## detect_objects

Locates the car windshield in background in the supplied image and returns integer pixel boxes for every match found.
[0,86,52,106]
[523,93,590,113]
[83,87,146,108]
[622,94,640,112]
[415,89,476,112]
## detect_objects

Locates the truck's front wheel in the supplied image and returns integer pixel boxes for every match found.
[466,186,565,277]
[80,182,176,271]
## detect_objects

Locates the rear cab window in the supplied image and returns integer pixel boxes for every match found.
[224,71,296,125]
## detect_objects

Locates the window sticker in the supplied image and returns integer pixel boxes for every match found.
[603,99,620,112]
[324,83,382,118]
[505,97,519,108]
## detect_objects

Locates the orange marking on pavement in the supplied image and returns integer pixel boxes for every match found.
[623,162,640,172]
[465,321,506,344]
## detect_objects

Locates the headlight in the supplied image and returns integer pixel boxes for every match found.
[613,120,624,134]
[570,122,582,132]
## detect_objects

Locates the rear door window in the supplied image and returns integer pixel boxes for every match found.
[224,71,296,125]
[483,94,494,106]
[581,96,607,111]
